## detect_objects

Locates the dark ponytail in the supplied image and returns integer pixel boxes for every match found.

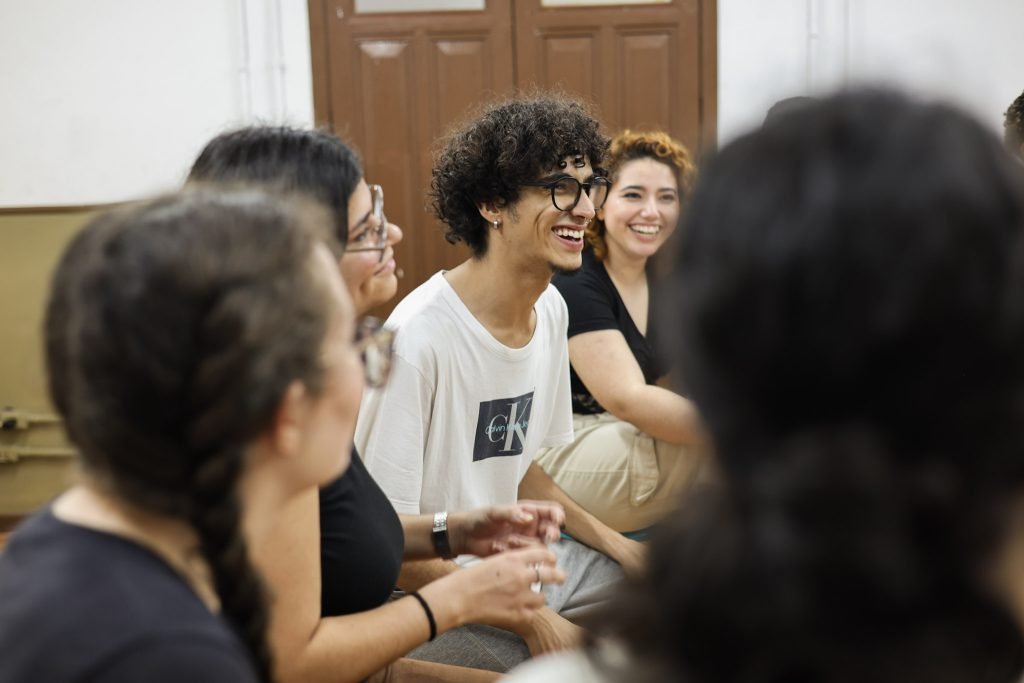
[45,189,336,681]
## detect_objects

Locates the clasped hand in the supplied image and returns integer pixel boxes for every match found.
[448,501,565,557]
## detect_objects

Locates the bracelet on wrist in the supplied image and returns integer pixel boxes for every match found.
[408,591,437,641]
[431,510,455,559]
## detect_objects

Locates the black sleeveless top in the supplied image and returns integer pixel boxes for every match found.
[552,247,669,414]
[319,447,404,616]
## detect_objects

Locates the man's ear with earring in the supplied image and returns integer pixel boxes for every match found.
[477,201,502,230]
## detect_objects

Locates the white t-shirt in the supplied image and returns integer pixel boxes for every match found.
[356,271,574,515]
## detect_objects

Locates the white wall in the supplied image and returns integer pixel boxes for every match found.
[0,0,313,207]
[3,1,1023,206]
[718,0,1024,144]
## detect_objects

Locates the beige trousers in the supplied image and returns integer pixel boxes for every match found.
[535,412,708,533]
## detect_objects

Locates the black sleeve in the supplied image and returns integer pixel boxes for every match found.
[94,639,259,683]
[553,270,619,339]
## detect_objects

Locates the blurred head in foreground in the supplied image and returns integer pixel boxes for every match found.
[611,90,1024,683]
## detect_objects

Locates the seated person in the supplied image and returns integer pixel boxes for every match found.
[536,130,708,533]
[356,93,646,669]
[0,188,356,682]
[505,90,1024,683]
[1005,88,1024,160]
[189,126,568,681]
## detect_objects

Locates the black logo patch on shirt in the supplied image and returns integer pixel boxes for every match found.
[472,390,535,461]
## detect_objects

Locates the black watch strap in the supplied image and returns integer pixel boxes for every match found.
[431,511,455,559]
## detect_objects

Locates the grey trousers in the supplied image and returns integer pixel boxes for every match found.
[405,538,624,673]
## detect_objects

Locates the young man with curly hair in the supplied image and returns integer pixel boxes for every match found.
[1006,89,1024,160]
[356,94,644,671]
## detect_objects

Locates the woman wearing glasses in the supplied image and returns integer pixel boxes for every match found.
[535,130,708,535]
[188,127,567,683]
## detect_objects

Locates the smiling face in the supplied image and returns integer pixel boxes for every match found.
[490,155,599,275]
[598,157,680,264]
[341,179,404,315]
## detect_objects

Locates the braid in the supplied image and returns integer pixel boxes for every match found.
[188,448,273,681]
[46,189,336,682]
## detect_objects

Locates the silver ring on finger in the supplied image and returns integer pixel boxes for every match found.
[531,564,543,592]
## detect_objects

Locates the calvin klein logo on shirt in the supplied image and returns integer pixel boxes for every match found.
[472,390,535,461]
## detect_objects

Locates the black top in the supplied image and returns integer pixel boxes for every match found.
[319,447,405,616]
[0,508,259,683]
[553,247,669,414]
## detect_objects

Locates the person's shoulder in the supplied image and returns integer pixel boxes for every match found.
[538,280,569,324]
[552,251,612,311]
[385,272,450,329]
[386,272,459,340]
[0,514,249,683]
[92,635,258,683]
[554,250,604,290]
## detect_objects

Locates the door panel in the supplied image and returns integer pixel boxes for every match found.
[317,1,515,314]
[541,35,598,99]
[309,0,715,316]
[516,0,712,156]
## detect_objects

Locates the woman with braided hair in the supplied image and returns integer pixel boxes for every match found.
[536,129,709,535]
[188,126,570,683]
[0,188,361,682]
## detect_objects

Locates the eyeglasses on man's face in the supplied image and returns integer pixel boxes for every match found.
[521,175,612,212]
[354,316,394,388]
[345,184,388,263]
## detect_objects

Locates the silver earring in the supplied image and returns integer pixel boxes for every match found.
[491,218,502,229]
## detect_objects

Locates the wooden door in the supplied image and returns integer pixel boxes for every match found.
[309,0,716,315]
[514,0,716,157]
[311,0,516,313]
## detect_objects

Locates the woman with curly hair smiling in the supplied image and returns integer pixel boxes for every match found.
[535,130,709,535]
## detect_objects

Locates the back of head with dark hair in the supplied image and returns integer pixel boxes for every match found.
[45,189,336,682]
[187,126,362,243]
[1005,89,1024,158]
[430,92,609,257]
[604,90,1024,683]
[763,95,818,126]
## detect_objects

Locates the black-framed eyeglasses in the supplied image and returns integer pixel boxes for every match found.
[354,316,394,388]
[521,175,612,212]
[345,184,388,263]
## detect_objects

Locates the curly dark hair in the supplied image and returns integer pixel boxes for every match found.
[45,188,337,682]
[600,90,1024,683]
[1004,89,1024,158]
[430,92,609,257]
[187,126,363,244]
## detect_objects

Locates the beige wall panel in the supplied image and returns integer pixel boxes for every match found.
[0,210,91,518]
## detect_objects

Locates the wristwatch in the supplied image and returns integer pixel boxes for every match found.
[431,511,455,559]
